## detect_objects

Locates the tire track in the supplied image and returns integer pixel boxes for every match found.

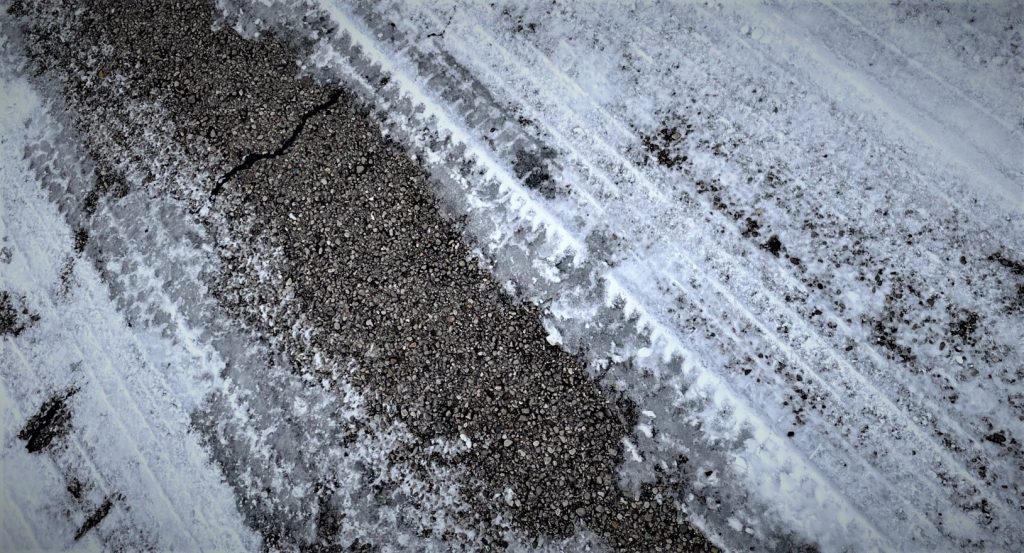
[431,7,1008,520]
[0,63,258,550]
[820,0,1016,136]
[298,5,891,549]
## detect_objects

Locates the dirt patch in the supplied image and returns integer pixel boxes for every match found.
[763,234,783,257]
[0,290,39,337]
[641,122,690,169]
[74,496,115,541]
[19,388,78,454]
[512,145,558,198]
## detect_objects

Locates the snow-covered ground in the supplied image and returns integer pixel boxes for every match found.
[223,1,1024,551]
[4,0,1022,551]
[0,67,260,551]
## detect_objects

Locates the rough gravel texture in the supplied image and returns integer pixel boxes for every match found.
[9,0,715,551]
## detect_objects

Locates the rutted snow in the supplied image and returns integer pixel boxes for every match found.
[224,1,1024,551]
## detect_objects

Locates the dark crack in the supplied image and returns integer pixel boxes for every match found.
[211,88,344,197]
[426,9,455,39]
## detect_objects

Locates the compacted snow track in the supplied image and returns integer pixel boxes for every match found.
[223,1,1024,550]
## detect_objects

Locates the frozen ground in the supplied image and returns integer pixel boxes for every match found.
[2,0,1023,552]
[4,1,681,550]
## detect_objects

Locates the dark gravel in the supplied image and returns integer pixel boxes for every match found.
[9,0,715,550]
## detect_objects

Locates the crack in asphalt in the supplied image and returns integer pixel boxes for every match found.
[211,88,344,197]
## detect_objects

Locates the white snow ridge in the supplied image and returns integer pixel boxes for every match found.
[225,1,1023,551]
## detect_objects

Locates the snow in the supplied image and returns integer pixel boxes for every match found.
[729,1,1022,210]
[0,70,259,551]
[224,1,1024,550]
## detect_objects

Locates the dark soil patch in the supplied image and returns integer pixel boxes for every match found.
[0,291,39,337]
[763,235,783,257]
[74,496,114,541]
[19,388,78,454]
